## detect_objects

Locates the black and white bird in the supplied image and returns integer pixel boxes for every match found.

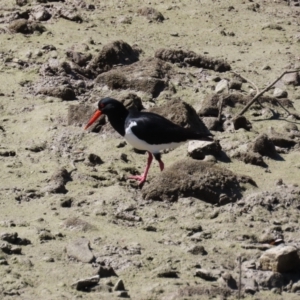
[85,97,213,185]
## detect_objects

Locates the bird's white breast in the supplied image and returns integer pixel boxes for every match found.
[124,121,183,153]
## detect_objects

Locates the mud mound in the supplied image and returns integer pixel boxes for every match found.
[250,134,277,157]
[142,159,256,203]
[88,40,140,77]
[147,98,210,134]
[95,57,171,97]
[231,151,266,167]
[240,185,300,213]
[137,7,164,22]
[8,19,46,34]
[155,48,231,72]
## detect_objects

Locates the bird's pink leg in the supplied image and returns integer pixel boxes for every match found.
[128,152,153,185]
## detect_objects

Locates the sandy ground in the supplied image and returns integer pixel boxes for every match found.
[0,0,300,299]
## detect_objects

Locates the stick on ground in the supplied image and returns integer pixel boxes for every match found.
[236,69,300,116]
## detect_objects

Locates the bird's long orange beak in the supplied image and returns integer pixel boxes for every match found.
[84,110,102,130]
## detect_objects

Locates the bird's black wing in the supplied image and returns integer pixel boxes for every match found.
[127,111,212,145]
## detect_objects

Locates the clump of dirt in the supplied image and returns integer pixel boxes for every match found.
[142,159,256,203]
[137,7,165,22]
[155,48,231,72]
[8,19,46,34]
[88,40,140,77]
[95,57,171,97]
[148,98,210,134]
[250,134,277,158]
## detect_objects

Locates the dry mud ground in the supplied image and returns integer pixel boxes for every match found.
[1,0,300,299]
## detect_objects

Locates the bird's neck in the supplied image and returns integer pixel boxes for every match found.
[106,108,128,136]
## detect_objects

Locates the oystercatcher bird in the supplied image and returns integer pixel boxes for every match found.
[85,97,213,185]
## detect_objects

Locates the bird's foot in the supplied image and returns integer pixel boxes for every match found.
[128,175,147,185]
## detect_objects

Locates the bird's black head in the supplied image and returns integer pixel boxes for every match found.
[85,97,128,132]
[97,97,125,115]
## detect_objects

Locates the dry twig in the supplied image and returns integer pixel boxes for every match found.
[218,95,231,123]
[236,69,300,116]
[238,255,242,300]
[231,71,263,108]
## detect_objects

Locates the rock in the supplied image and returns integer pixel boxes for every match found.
[0,150,16,157]
[282,72,300,86]
[59,197,73,208]
[8,19,29,34]
[251,134,277,157]
[87,153,104,165]
[155,267,179,278]
[57,8,83,23]
[0,232,31,245]
[43,168,70,194]
[215,79,229,93]
[189,232,203,241]
[25,141,46,152]
[202,117,221,131]
[183,223,203,234]
[71,275,99,291]
[188,140,222,159]
[233,115,252,130]
[291,281,300,293]
[194,268,218,281]
[115,212,142,222]
[114,279,125,291]
[38,231,55,242]
[66,238,95,263]
[144,224,157,232]
[0,258,8,265]
[16,0,27,6]
[0,242,21,254]
[137,7,165,22]
[118,16,132,24]
[43,256,54,262]
[33,8,52,21]
[273,88,288,98]
[94,265,118,277]
[229,80,242,90]
[115,291,130,297]
[187,245,207,255]
[64,217,93,231]
[259,245,300,272]
[243,278,258,294]
[256,271,283,289]
[142,159,256,203]
[218,273,237,289]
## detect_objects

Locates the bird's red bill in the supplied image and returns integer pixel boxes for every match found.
[84,110,102,130]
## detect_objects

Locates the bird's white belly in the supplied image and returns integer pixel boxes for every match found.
[124,121,183,153]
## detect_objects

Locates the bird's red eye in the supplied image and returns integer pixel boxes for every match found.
[100,103,105,108]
